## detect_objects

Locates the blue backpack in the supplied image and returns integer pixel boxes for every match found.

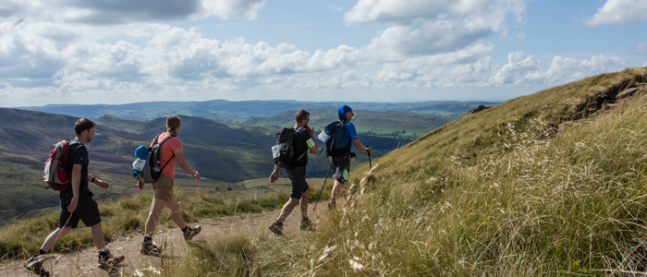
[323,120,351,157]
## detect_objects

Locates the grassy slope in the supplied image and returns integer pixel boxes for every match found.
[158,68,647,276]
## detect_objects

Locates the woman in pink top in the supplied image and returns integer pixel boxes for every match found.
[136,115,202,256]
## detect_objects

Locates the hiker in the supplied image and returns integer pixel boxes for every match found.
[328,105,370,208]
[136,115,202,256]
[268,109,318,235]
[25,118,124,277]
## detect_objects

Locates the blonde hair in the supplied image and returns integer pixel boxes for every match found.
[166,115,181,135]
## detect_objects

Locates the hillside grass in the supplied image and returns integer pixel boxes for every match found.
[150,68,647,276]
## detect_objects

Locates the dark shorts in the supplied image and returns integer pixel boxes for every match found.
[330,155,351,183]
[286,166,309,199]
[59,190,101,228]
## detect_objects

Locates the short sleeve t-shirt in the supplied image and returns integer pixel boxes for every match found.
[151,132,183,178]
[291,127,313,167]
[342,122,358,151]
[64,139,92,197]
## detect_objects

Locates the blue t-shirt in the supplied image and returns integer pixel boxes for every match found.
[342,122,358,150]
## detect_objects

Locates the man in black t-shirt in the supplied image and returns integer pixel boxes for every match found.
[25,118,124,277]
[268,109,318,235]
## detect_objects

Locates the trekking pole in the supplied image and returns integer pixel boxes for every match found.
[366,145,372,169]
[313,164,333,212]
[366,145,375,190]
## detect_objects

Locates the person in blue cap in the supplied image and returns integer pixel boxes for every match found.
[328,105,370,208]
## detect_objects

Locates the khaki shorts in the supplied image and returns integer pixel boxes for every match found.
[151,175,175,201]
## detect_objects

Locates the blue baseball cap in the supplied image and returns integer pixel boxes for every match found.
[338,105,353,122]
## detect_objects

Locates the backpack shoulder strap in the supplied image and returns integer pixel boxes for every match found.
[158,134,177,172]
[151,134,161,147]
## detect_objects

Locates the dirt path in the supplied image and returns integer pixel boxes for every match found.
[1,204,329,277]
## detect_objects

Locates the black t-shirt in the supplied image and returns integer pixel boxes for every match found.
[292,127,313,167]
[63,139,93,197]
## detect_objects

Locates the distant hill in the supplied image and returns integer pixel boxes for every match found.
[244,109,455,140]
[17,100,496,122]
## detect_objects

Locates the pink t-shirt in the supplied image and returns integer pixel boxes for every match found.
[151,132,182,178]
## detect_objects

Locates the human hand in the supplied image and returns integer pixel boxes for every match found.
[137,181,145,190]
[366,146,371,155]
[94,179,109,190]
[307,126,314,137]
[192,171,200,181]
[269,171,279,183]
[68,197,78,212]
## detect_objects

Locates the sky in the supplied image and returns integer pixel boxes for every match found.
[1,0,646,107]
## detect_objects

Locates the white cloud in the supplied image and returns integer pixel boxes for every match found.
[492,51,541,84]
[201,0,267,20]
[78,41,147,82]
[527,54,626,85]
[631,42,647,54]
[361,17,501,58]
[584,0,647,26]
[0,0,267,24]
[517,32,526,39]
[345,0,526,25]
[344,0,527,60]
[643,61,647,67]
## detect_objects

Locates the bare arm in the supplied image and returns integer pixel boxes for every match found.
[67,164,82,212]
[174,148,200,180]
[307,127,318,154]
[270,164,279,183]
[352,139,370,154]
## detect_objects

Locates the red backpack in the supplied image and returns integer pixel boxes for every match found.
[43,140,80,191]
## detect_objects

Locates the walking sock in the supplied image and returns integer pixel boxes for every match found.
[38,249,46,255]
[143,237,152,243]
[181,226,188,233]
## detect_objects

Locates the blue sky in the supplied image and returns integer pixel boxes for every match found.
[1,0,646,107]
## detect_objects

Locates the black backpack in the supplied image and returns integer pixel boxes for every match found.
[141,134,176,183]
[323,120,350,157]
[272,127,307,168]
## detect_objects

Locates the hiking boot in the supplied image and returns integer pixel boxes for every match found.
[97,248,125,270]
[328,199,336,209]
[140,240,161,257]
[300,217,314,231]
[24,254,50,277]
[183,225,201,241]
[268,221,284,235]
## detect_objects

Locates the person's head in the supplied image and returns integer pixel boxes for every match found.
[74,118,96,143]
[166,115,181,135]
[338,105,353,122]
[295,109,310,127]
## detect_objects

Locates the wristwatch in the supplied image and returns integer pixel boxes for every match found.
[91,176,96,183]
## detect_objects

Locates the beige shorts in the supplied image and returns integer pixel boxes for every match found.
[151,175,175,201]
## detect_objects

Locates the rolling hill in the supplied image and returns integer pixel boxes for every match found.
[244,109,455,140]
[18,100,494,122]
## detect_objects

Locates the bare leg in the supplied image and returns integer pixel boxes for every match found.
[277,198,300,223]
[144,197,167,238]
[331,180,347,200]
[39,227,72,252]
[166,195,187,229]
[300,189,310,219]
[90,223,106,250]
